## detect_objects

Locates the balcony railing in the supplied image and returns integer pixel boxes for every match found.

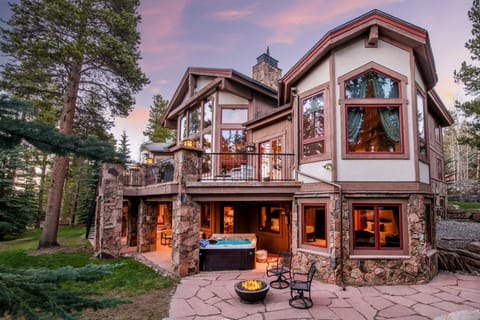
[121,152,295,187]
[201,152,295,182]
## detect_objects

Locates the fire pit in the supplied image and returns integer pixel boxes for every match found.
[234,279,269,303]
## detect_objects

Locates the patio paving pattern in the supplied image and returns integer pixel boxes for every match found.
[163,267,480,320]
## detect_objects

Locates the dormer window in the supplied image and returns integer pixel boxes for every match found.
[339,62,409,159]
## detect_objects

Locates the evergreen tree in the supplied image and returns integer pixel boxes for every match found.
[0,0,149,248]
[455,0,480,151]
[143,94,176,143]
[0,264,126,320]
[117,130,131,163]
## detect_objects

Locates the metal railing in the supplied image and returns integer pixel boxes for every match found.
[201,152,295,181]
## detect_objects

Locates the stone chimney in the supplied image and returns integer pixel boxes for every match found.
[252,47,281,91]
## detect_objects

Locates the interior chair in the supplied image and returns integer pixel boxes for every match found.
[289,262,317,309]
[266,251,293,289]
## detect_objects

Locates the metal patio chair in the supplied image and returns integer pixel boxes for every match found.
[289,262,317,309]
[266,251,293,289]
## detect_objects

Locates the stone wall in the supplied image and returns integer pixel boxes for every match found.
[138,201,158,252]
[171,147,202,276]
[294,194,438,286]
[94,163,124,258]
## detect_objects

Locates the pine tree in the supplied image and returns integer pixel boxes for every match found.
[0,0,149,248]
[143,94,176,143]
[117,130,131,163]
[0,263,126,320]
[454,0,480,180]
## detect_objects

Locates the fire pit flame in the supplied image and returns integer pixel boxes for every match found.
[241,279,262,291]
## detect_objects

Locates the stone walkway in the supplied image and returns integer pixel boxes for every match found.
[165,269,480,320]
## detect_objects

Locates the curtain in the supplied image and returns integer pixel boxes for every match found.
[347,107,364,144]
[378,107,400,143]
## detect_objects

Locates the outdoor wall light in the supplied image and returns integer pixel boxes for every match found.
[246,144,256,153]
[182,139,195,148]
[323,163,333,171]
[146,157,153,165]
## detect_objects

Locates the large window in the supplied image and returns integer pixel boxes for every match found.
[302,92,325,158]
[221,108,248,124]
[352,204,401,249]
[179,98,213,149]
[345,70,402,153]
[302,205,327,247]
[339,63,408,159]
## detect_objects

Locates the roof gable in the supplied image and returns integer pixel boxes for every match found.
[280,9,436,104]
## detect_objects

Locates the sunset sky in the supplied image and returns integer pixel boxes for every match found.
[0,0,474,161]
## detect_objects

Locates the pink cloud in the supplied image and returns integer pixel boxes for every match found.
[259,0,402,44]
[212,9,254,20]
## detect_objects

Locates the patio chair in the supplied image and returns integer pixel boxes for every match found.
[289,262,317,309]
[266,251,292,289]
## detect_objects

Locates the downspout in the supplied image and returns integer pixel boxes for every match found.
[290,88,345,289]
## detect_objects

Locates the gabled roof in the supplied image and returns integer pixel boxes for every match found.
[279,9,437,104]
[162,67,277,125]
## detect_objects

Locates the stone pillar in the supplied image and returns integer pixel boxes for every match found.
[94,163,124,258]
[171,146,202,276]
[138,201,158,252]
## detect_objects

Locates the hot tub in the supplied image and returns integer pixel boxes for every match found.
[199,237,256,271]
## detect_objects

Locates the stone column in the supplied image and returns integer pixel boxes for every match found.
[94,163,124,258]
[171,146,202,276]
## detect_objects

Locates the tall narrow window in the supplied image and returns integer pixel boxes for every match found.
[302,205,327,247]
[302,92,325,158]
[259,206,284,233]
[417,91,427,158]
[203,100,213,128]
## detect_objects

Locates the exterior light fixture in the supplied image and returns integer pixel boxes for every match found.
[323,163,333,171]
[146,157,153,165]
[246,144,256,153]
[182,139,195,148]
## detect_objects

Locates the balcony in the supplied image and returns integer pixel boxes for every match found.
[121,152,295,187]
[201,152,294,182]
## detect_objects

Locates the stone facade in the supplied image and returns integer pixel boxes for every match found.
[252,48,281,90]
[94,163,124,258]
[171,147,202,276]
[293,194,438,286]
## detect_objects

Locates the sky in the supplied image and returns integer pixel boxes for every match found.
[0,0,474,161]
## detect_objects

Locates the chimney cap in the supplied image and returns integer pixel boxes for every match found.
[256,46,278,68]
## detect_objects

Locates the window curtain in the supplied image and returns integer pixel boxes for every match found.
[378,107,400,143]
[347,107,364,144]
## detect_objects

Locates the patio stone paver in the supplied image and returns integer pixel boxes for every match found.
[155,260,480,320]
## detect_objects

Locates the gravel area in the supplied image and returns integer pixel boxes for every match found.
[436,220,480,249]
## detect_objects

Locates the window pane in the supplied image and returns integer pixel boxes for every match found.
[222,108,248,123]
[259,207,283,233]
[416,92,426,156]
[347,106,401,153]
[303,205,326,247]
[303,141,324,157]
[220,129,246,152]
[204,100,213,128]
[346,71,399,99]
[353,206,375,247]
[189,106,201,135]
[180,115,187,140]
[379,206,400,248]
[302,92,324,140]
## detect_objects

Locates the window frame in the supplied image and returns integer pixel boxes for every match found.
[416,88,428,162]
[351,202,405,255]
[258,206,284,234]
[338,62,409,160]
[178,98,214,149]
[300,203,328,249]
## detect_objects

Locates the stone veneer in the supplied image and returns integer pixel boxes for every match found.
[170,147,202,276]
[94,163,124,258]
[293,194,438,286]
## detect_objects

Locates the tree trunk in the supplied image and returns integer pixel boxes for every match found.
[39,61,82,248]
[70,160,84,226]
[36,153,49,229]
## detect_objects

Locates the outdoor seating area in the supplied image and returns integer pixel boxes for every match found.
[289,262,317,309]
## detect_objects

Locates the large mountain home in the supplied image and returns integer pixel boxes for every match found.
[94,9,453,286]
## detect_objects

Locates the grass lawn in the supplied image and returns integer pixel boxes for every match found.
[449,201,480,209]
[0,226,178,319]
